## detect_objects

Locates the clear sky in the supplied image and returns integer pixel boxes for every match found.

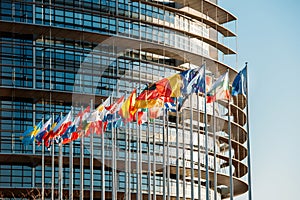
[219,0,300,199]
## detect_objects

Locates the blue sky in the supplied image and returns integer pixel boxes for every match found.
[219,0,300,199]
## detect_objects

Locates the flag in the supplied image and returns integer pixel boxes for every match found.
[103,112,124,130]
[104,95,125,121]
[87,110,100,123]
[181,65,205,95]
[43,115,61,147]
[148,97,166,119]
[52,111,72,139]
[137,75,181,101]
[74,106,91,135]
[81,106,91,121]
[105,96,125,115]
[21,120,43,145]
[85,110,108,136]
[102,95,125,130]
[137,108,148,125]
[106,118,124,131]
[149,107,164,120]
[232,66,247,96]
[134,73,181,110]
[21,127,34,145]
[163,73,182,98]
[61,124,76,144]
[94,120,108,134]
[35,118,52,145]
[96,97,111,120]
[165,101,177,112]
[64,107,89,143]
[207,71,230,103]
[119,89,137,122]
[134,87,173,110]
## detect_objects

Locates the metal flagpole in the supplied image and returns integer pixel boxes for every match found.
[228,101,234,200]
[139,114,142,200]
[69,107,73,199]
[211,74,217,200]
[138,44,143,200]
[152,119,156,200]
[166,110,170,200]
[204,64,210,200]
[199,0,204,197]
[41,118,45,200]
[162,107,166,200]
[49,1,54,197]
[90,99,94,199]
[182,109,186,200]
[213,99,217,200]
[80,106,84,200]
[227,71,234,200]
[114,124,118,200]
[42,143,45,199]
[147,111,151,200]
[111,97,116,200]
[51,114,55,200]
[176,98,180,200]
[101,99,106,200]
[59,112,63,200]
[190,95,195,200]
[128,114,132,200]
[147,70,155,200]
[197,93,201,200]
[125,114,128,200]
[112,40,118,200]
[136,111,140,200]
[245,63,252,200]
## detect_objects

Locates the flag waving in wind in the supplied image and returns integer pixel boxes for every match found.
[52,111,72,139]
[104,95,125,129]
[232,66,247,96]
[134,73,181,110]
[181,65,205,95]
[207,71,230,103]
[119,89,136,123]
[96,97,111,120]
[21,120,43,145]
[43,115,61,147]
[35,118,52,145]
[105,96,125,115]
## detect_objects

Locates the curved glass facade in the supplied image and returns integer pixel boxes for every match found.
[0,0,250,199]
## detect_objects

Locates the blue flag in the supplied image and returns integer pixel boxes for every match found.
[165,101,177,112]
[21,120,43,145]
[232,66,247,96]
[180,65,205,95]
[61,124,76,140]
[106,118,124,131]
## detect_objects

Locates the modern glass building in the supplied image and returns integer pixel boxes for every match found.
[0,0,251,199]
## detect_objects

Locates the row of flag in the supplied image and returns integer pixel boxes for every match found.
[21,65,247,147]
